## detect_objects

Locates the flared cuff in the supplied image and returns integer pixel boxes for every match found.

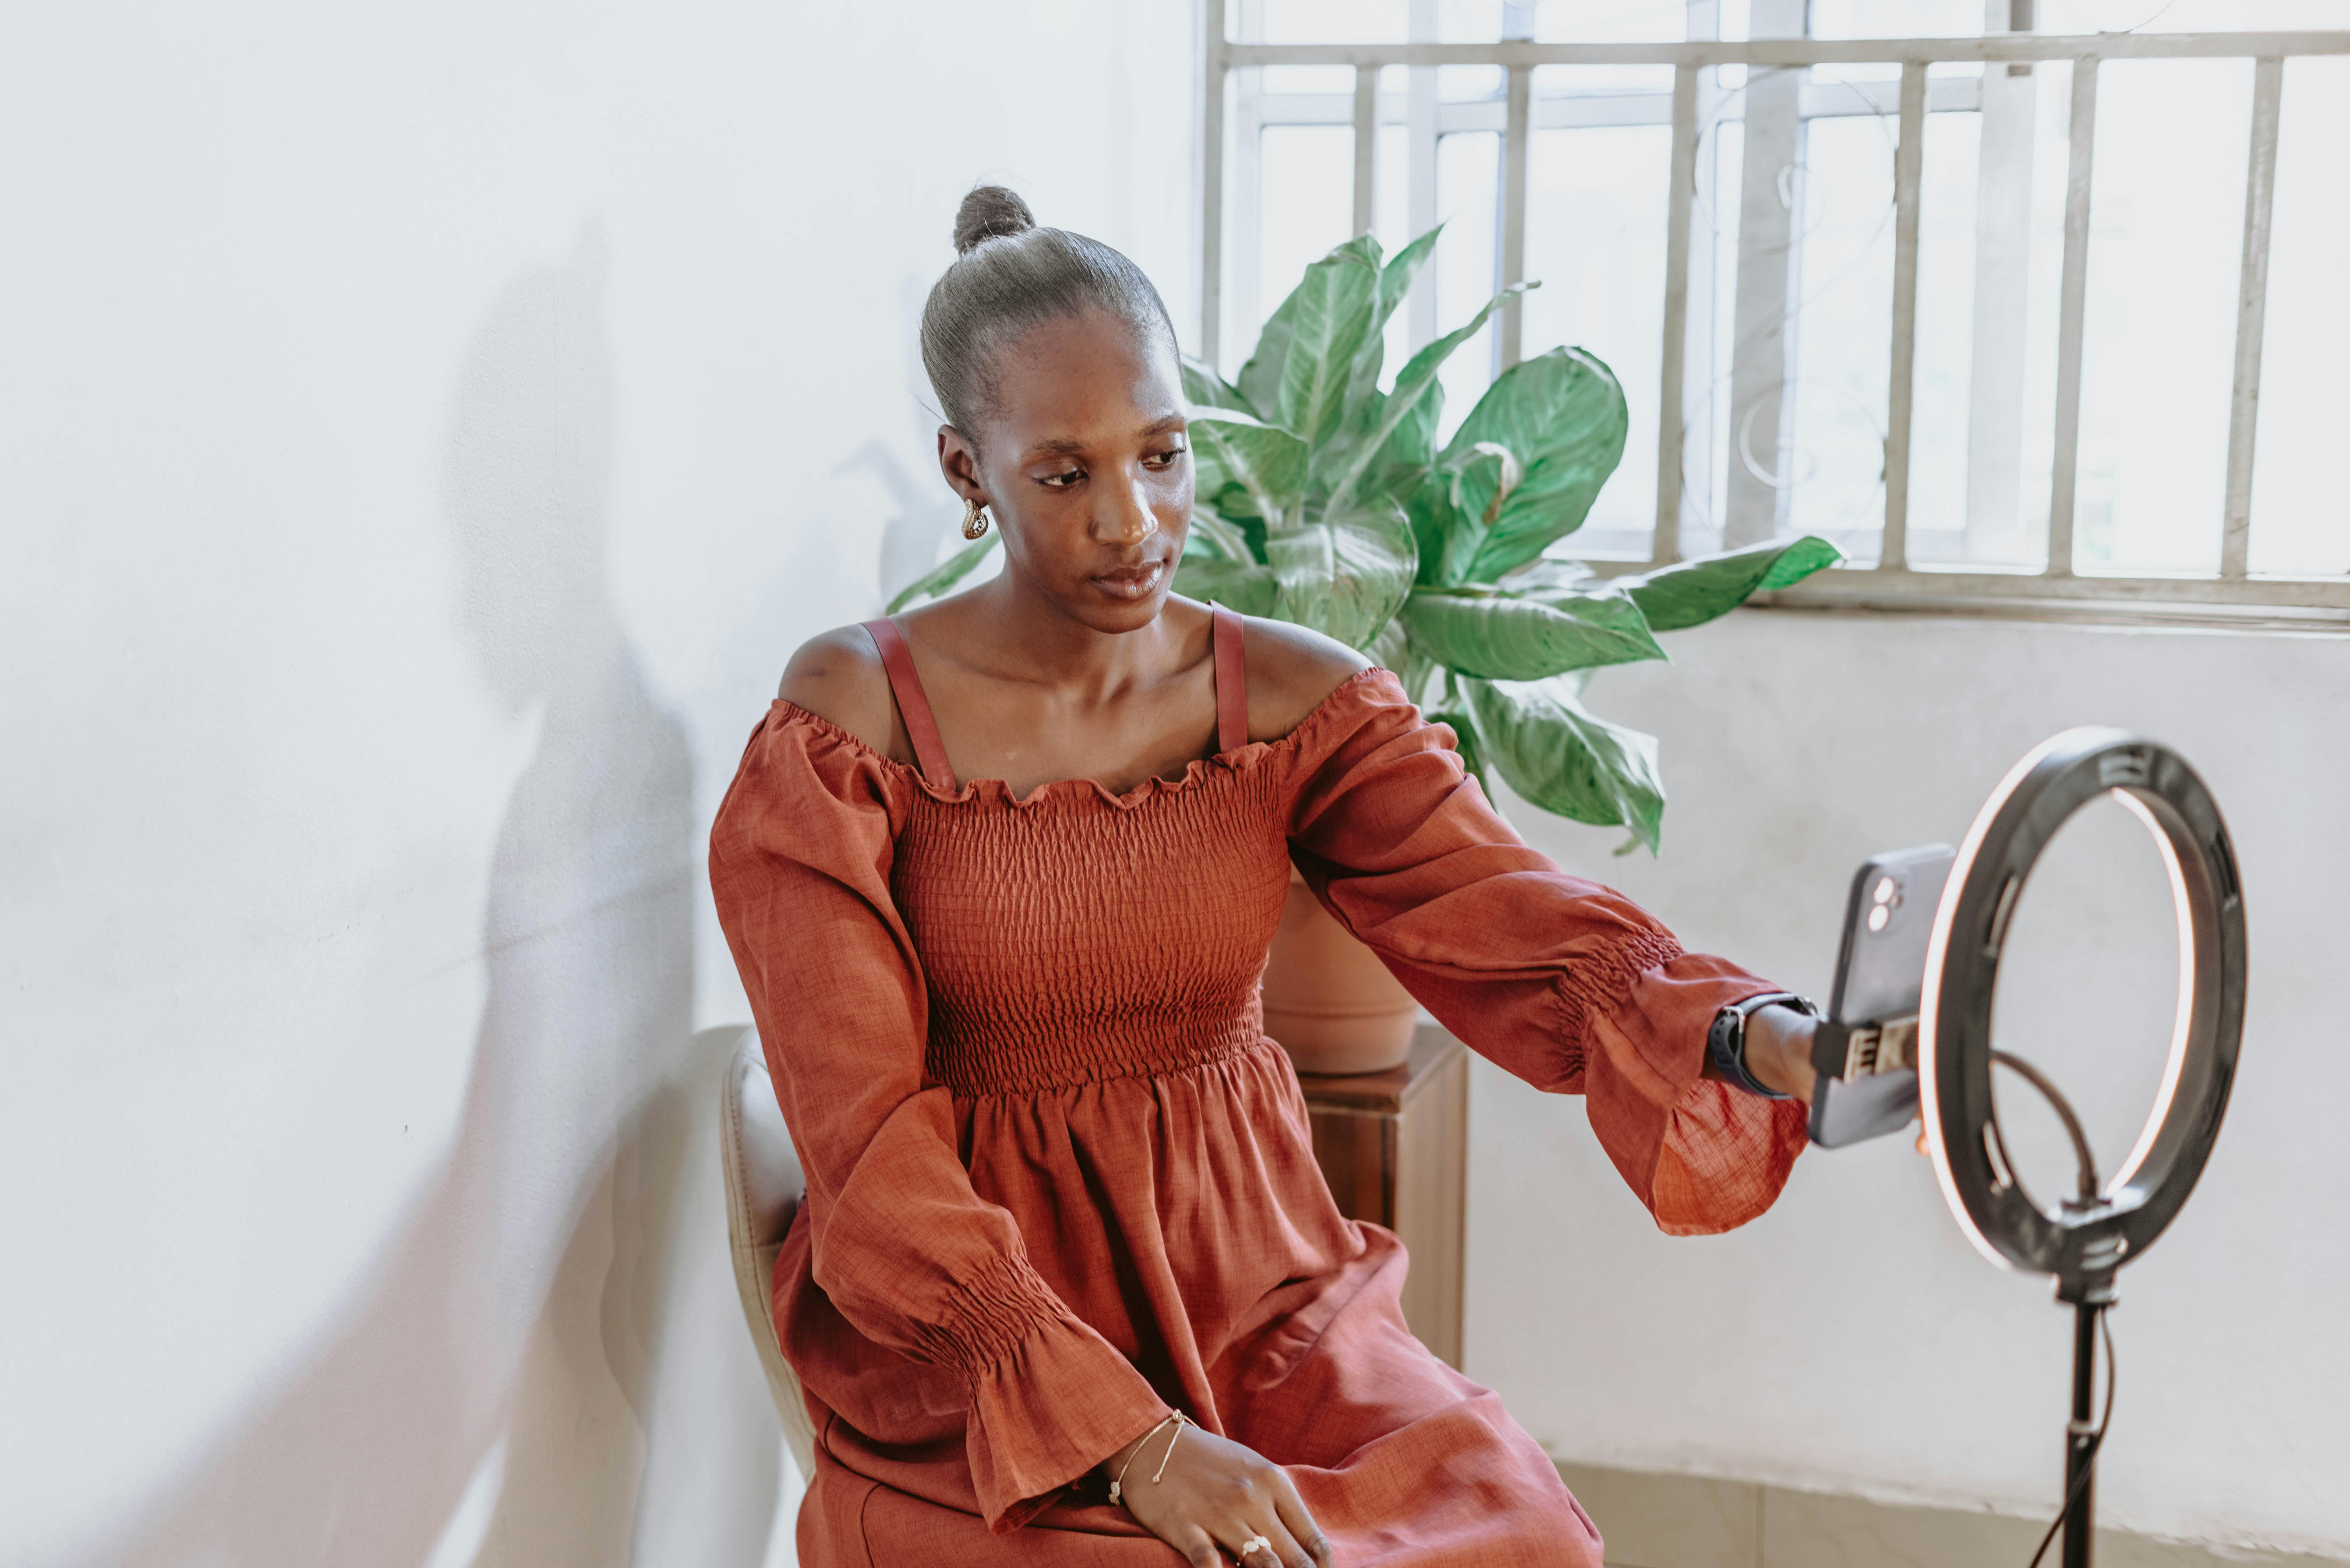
[1580,950,1810,1236]
[948,1252,1171,1532]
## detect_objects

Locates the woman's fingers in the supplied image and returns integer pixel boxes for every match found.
[1177,1528,1223,1568]
[1210,1515,1310,1568]
[1267,1470,1334,1568]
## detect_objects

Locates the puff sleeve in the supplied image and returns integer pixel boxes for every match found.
[1281,673,1808,1234]
[708,707,1169,1530]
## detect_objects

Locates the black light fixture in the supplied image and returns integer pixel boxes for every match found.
[1918,728,2247,1567]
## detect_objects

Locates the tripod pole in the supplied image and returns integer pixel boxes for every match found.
[2062,1300,2103,1568]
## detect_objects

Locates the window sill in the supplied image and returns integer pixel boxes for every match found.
[1749,568,2350,632]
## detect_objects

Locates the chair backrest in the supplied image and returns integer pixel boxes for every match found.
[716,1024,819,1477]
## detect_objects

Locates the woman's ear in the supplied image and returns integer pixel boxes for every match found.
[937,425,986,505]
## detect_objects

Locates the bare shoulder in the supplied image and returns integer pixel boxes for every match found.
[776,624,902,757]
[1235,614,1374,741]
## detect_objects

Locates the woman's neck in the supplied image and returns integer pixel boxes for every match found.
[944,569,1188,704]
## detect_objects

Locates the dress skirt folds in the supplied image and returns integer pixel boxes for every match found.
[708,629,1807,1567]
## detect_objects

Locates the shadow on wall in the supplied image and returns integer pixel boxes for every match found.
[838,438,959,607]
[87,228,779,1567]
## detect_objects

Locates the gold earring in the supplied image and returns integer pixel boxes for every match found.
[961,497,991,540]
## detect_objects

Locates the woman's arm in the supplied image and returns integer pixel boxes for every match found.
[1278,669,1812,1234]
[709,703,1169,1531]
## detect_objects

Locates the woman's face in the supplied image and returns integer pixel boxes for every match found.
[942,308,1192,634]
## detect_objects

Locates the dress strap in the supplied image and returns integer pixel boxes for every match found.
[860,618,958,791]
[1210,603,1249,755]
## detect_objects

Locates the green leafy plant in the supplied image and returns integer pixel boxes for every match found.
[1182,230,1838,853]
[899,229,1839,852]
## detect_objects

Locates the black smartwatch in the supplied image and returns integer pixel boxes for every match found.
[1708,991,1818,1101]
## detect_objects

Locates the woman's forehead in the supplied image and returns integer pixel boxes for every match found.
[990,311,1182,445]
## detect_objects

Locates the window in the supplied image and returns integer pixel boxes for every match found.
[1201,0,2350,623]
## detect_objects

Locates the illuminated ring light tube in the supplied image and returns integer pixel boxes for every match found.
[1917,728,2246,1294]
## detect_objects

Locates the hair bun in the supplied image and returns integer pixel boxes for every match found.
[953,185,1036,254]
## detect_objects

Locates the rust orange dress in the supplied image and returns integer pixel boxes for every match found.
[709,607,1808,1566]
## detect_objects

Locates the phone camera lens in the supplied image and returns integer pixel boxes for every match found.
[1867,904,1892,932]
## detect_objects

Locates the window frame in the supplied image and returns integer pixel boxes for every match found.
[1199,2,2350,628]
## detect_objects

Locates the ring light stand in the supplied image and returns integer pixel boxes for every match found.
[1919,729,2246,1567]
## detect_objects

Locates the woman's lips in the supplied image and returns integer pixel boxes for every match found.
[1090,561,1167,600]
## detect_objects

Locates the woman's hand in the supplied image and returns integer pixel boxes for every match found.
[1099,1417,1333,1568]
[1739,1005,1936,1153]
[1740,1003,1819,1104]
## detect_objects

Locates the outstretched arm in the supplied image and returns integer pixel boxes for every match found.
[1280,670,1812,1235]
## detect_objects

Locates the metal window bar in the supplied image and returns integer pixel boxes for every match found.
[1653,60,1700,571]
[1199,14,2350,626]
[1880,60,1927,574]
[2045,53,2098,582]
[2223,56,2285,584]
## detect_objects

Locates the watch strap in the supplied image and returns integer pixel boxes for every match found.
[1709,991,1816,1101]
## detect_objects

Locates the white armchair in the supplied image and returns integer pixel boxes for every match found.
[716,1025,820,1478]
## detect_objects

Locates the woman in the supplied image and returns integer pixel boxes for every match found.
[710,187,1821,1567]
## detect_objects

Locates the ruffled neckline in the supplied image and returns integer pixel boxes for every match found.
[767,666,1397,811]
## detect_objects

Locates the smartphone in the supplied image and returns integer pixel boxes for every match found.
[1807,843,1956,1149]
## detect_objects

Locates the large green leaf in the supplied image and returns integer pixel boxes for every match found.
[1378,227,1441,328]
[1324,284,1522,519]
[1235,290,1300,423]
[1181,354,1259,417]
[1402,586,1664,679]
[1405,463,1465,588]
[1189,409,1307,532]
[1363,614,1410,675]
[1496,556,1597,598]
[1331,227,1444,449]
[1617,536,1844,631]
[1270,238,1383,453]
[1444,347,1629,579]
[886,531,999,614]
[1411,438,1522,587]
[1378,382,1443,489]
[1266,499,1417,651]
[1186,507,1258,564]
[1463,674,1667,853]
[1400,643,1443,710]
[1197,479,1265,528]
[1757,537,1842,591]
[1174,555,1278,616]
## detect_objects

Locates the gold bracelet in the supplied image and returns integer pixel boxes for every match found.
[1108,1413,1180,1508]
[1149,1410,1193,1483]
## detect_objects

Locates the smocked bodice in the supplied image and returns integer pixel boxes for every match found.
[893,764,1294,1097]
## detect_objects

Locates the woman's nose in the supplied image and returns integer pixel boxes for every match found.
[1095,472,1160,545]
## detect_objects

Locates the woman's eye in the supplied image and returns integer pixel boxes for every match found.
[1040,469,1084,489]
[1145,446,1188,470]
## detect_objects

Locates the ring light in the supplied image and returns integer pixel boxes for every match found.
[1918,727,2246,1305]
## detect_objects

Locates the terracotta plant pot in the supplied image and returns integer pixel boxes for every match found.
[1262,871,1420,1075]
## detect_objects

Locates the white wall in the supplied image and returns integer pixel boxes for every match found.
[0,4,1194,1565]
[1474,613,2350,1556]
[10,3,2346,1563]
